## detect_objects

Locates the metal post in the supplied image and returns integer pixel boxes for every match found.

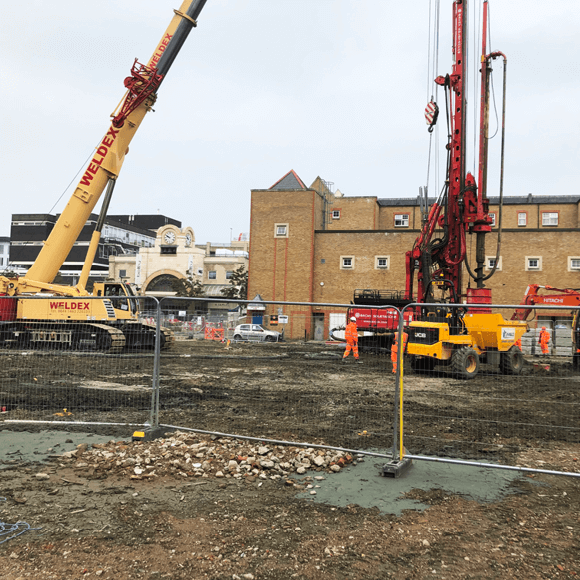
[150,298,162,429]
[382,307,413,478]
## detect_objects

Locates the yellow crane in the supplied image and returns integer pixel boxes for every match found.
[0,1,208,352]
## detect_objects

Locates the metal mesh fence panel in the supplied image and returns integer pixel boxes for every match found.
[400,303,580,475]
[0,295,159,429]
[156,297,399,457]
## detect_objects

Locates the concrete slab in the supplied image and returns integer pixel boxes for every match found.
[0,429,114,468]
[293,453,522,516]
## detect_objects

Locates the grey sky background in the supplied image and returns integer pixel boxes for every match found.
[1,1,578,245]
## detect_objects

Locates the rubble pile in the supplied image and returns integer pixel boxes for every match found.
[56,431,357,481]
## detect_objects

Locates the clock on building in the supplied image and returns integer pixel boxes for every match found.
[185,233,192,247]
[164,231,176,244]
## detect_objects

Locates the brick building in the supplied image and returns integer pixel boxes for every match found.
[248,170,580,339]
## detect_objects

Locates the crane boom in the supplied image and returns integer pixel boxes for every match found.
[21,0,207,291]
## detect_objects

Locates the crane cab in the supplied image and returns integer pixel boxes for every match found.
[93,282,138,319]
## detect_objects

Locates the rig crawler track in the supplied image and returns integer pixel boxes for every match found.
[0,321,175,353]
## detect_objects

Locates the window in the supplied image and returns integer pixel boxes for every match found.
[274,223,288,238]
[0,258,3,266]
[518,212,527,226]
[331,210,341,220]
[226,271,234,279]
[208,271,217,280]
[119,269,127,278]
[485,256,502,271]
[568,257,580,271]
[341,256,355,269]
[525,256,542,271]
[489,213,496,227]
[375,256,389,269]
[394,214,409,227]
[542,212,558,226]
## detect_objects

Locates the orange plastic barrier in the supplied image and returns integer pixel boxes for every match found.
[204,327,225,341]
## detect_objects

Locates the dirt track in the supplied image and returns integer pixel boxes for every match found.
[1,340,579,578]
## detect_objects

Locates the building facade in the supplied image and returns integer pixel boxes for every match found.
[109,226,249,312]
[0,237,10,272]
[9,213,179,285]
[248,170,580,339]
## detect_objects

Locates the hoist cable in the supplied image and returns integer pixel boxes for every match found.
[433,0,440,196]
[427,0,433,102]
[473,0,482,172]
[425,0,441,200]
[7,147,97,271]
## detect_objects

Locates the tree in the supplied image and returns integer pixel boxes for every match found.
[171,272,205,297]
[221,265,248,299]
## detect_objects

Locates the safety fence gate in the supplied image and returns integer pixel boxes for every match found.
[398,303,580,477]
[153,297,401,465]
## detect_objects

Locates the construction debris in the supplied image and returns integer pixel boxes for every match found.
[54,431,356,482]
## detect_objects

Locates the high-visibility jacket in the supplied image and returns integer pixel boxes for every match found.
[391,331,409,359]
[345,321,358,344]
[392,331,408,352]
[539,330,550,347]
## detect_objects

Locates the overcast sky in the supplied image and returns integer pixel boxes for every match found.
[1,1,578,245]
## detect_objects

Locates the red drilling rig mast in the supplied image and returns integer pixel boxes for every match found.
[403,1,527,379]
[405,0,505,308]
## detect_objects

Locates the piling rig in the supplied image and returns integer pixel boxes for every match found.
[403,0,527,378]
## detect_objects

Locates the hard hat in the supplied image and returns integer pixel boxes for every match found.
[350,317,356,321]
[541,326,546,330]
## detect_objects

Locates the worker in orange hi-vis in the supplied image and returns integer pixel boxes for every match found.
[515,337,522,350]
[538,326,550,355]
[343,316,362,363]
[391,330,409,373]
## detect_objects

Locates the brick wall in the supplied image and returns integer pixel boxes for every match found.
[248,190,317,304]
[489,203,579,229]
[378,205,421,230]
[249,189,580,339]
[313,231,416,304]
[326,197,378,231]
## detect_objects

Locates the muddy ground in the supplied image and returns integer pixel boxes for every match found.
[1,340,579,579]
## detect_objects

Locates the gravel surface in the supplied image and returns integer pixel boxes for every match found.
[1,340,579,578]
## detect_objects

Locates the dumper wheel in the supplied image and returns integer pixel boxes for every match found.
[410,356,436,373]
[500,345,524,375]
[451,346,480,380]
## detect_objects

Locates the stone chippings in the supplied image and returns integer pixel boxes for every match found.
[57,431,356,482]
